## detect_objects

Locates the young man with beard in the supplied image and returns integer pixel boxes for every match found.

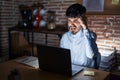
[60,3,101,68]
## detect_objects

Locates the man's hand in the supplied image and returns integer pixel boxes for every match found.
[78,17,87,29]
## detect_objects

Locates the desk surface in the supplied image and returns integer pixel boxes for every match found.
[0,59,110,80]
[111,65,120,76]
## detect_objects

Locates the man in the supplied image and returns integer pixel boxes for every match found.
[60,3,101,68]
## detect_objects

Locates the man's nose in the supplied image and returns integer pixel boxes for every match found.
[70,22,75,26]
[69,21,74,25]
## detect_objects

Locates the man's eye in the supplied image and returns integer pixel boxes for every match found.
[74,19,78,23]
[68,20,72,23]
[68,20,71,23]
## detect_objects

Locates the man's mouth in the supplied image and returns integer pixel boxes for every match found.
[69,26,76,31]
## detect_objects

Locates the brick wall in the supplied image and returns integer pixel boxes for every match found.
[41,0,76,24]
[0,1,16,61]
[0,0,120,61]
[87,15,120,52]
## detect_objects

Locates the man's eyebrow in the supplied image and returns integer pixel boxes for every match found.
[68,19,71,21]
[74,18,79,21]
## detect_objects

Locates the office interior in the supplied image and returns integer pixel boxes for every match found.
[0,0,120,80]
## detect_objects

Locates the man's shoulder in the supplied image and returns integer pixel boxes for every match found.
[62,31,69,36]
[89,31,97,40]
[61,31,70,40]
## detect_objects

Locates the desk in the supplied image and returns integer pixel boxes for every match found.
[8,25,67,59]
[0,58,110,80]
[111,65,120,76]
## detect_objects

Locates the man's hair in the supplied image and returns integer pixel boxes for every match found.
[66,3,86,18]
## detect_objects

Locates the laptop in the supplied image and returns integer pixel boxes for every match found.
[36,44,84,76]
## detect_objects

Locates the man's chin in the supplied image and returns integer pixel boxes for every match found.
[70,31,77,34]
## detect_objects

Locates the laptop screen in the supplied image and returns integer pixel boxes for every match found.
[37,44,72,76]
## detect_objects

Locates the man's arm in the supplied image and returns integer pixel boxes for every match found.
[60,33,66,48]
[79,17,98,59]
[83,29,94,59]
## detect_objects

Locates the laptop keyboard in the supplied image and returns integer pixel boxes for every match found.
[72,69,78,74]
[72,64,84,75]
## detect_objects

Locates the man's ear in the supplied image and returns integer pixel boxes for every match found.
[67,25,70,30]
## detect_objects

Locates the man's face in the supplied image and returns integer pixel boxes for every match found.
[67,17,82,34]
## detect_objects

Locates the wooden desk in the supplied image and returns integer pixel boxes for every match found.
[111,65,120,76]
[0,59,110,80]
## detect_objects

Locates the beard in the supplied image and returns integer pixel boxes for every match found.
[68,25,82,34]
[68,26,76,34]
